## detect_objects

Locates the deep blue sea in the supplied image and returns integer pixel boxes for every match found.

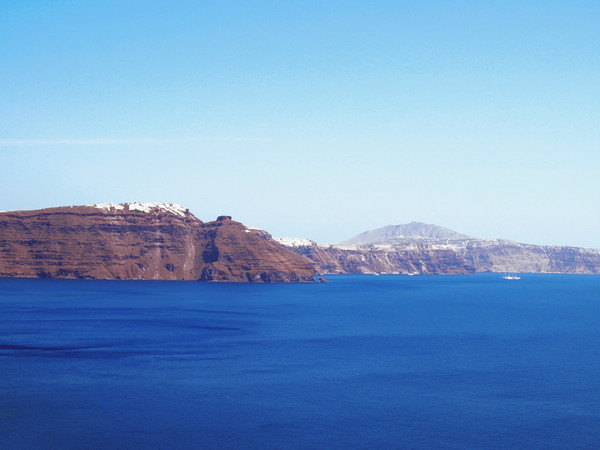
[1,274,600,449]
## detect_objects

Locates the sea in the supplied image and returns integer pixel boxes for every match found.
[1,274,600,449]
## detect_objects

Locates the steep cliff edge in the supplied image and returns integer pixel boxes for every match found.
[0,204,315,282]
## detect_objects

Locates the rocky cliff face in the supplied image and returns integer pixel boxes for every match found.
[3,209,597,280]
[458,239,600,274]
[289,242,475,275]
[0,204,315,282]
[277,233,600,275]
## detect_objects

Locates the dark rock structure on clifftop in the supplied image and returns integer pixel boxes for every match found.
[0,203,315,282]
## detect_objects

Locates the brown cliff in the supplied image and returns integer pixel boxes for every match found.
[0,204,315,282]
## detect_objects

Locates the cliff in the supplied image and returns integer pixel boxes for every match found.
[286,242,475,275]
[459,239,600,274]
[0,203,315,282]
[275,226,600,275]
[3,208,597,280]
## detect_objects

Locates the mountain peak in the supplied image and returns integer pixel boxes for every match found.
[340,222,471,245]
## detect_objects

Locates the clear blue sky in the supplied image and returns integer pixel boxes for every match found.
[1,1,598,247]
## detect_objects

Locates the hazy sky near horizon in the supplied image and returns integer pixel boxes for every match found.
[1,1,598,247]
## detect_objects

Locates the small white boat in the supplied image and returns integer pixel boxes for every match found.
[502,274,521,280]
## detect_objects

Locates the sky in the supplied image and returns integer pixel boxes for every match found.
[1,1,598,247]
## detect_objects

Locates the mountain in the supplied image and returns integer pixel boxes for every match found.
[0,203,315,282]
[340,222,470,245]
[277,224,600,275]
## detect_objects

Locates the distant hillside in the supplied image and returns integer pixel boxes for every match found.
[341,222,470,245]
[277,222,600,275]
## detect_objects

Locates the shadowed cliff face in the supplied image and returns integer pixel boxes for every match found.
[0,205,315,282]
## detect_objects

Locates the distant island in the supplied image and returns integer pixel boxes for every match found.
[278,222,600,275]
[1,206,599,282]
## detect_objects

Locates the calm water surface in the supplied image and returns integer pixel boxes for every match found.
[1,274,600,448]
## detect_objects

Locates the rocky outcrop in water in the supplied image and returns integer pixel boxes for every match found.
[0,204,315,282]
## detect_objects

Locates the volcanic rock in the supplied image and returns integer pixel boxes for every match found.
[0,203,315,282]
